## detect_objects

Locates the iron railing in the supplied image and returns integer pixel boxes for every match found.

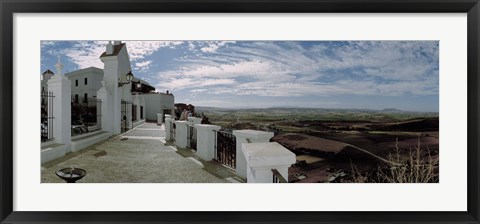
[41,91,55,142]
[214,130,236,169]
[132,104,137,122]
[271,169,288,183]
[187,125,197,150]
[121,100,132,133]
[71,96,102,136]
[169,121,175,141]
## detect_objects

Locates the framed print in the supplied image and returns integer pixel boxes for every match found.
[1,0,479,223]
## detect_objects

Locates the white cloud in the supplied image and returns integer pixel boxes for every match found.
[200,41,236,53]
[62,41,107,69]
[158,77,236,91]
[45,41,184,70]
[125,41,183,60]
[135,60,152,71]
[155,41,438,98]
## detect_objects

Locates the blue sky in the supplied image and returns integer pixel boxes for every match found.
[41,41,439,112]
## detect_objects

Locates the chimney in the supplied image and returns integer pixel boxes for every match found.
[113,41,121,45]
[106,41,113,54]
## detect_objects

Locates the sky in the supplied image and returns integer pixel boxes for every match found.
[41,41,439,112]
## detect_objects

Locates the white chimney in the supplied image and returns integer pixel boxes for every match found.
[106,41,113,54]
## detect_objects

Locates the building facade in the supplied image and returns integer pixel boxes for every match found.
[41,41,175,132]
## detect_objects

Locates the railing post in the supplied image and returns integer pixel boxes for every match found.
[194,124,221,161]
[232,130,274,179]
[47,57,71,151]
[242,142,296,183]
[157,113,163,124]
[165,116,174,141]
[174,121,189,148]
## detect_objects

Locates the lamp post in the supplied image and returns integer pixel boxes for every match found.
[118,71,134,87]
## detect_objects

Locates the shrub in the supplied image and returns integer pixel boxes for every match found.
[350,138,439,183]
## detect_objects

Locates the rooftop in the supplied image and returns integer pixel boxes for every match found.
[99,43,125,58]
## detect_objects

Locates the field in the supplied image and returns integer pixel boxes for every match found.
[197,107,439,183]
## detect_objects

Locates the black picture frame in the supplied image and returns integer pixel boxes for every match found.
[1,0,479,223]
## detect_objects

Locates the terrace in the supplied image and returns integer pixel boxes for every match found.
[41,45,296,183]
[42,122,242,183]
[41,119,295,183]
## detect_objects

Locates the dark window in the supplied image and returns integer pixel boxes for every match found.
[42,87,44,92]
[74,94,79,103]
[75,80,78,86]
[140,106,144,119]
[84,93,88,103]
[84,78,88,85]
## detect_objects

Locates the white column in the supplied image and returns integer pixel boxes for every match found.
[194,124,221,161]
[165,117,173,141]
[101,59,121,134]
[97,81,112,134]
[232,130,274,178]
[47,56,71,150]
[157,113,163,124]
[242,142,296,183]
[187,117,202,125]
[175,121,189,148]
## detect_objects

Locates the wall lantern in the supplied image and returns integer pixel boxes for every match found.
[118,71,134,87]
[136,82,142,89]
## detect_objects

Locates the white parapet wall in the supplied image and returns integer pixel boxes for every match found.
[194,124,221,161]
[70,131,111,152]
[187,117,202,125]
[41,144,68,164]
[242,142,296,183]
[174,121,189,148]
[232,130,274,178]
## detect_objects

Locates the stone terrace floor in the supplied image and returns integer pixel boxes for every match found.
[41,122,243,183]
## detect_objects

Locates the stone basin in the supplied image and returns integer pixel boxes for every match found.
[55,168,86,183]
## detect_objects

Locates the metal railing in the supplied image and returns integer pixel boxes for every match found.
[214,130,236,169]
[271,169,288,183]
[41,91,55,142]
[72,96,102,136]
[169,121,175,141]
[132,104,137,122]
[121,100,131,133]
[187,125,197,150]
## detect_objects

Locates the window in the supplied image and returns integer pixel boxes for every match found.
[83,93,88,103]
[75,79,78,86]
[84,77,88,85]
[74,94,79,103]
[42,87,44,92]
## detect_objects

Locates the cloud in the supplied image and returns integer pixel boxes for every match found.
[135,60,152,71]
[200,41,236,53]
[155,41,438,98]
[43,41,184,70]
[158,77,236,91]
[125,41,183,60]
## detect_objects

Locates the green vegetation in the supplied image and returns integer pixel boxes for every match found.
[198,107,438,124]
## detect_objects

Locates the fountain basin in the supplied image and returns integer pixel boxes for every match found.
[55,167,86,183]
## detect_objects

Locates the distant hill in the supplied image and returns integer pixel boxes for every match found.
[196,106,438,115]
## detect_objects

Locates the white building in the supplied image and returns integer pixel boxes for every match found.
[66,67,103,102]
[41,41,175,130]
[143,92,175,122]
